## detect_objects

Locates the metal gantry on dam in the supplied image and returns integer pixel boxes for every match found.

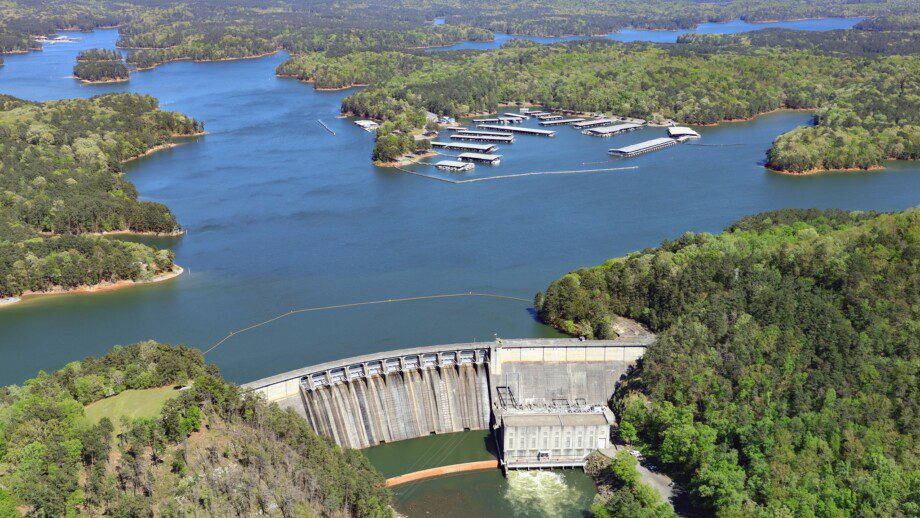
[244,335,652,470]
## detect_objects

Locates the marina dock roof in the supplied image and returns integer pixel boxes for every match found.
[571,118,618,129]
[458,152,501,164]
[476,124,556,137]
[583,123,642,136]
[667,126,701,138]
[435,160,475,172]
[539,118,585,126]
[451,133,514,143]
[456,130,515,137]
[431,141,499,152]
[609,137,677,157]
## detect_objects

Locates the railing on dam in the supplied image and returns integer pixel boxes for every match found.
[302,347,490,391]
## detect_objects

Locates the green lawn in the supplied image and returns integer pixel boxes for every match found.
[84,386,180,433]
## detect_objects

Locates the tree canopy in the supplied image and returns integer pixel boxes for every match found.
[0,341,392,516]
[73,47,129,82]
[0,93,203,298]
[278,40,918,170]
[536,208,919,515]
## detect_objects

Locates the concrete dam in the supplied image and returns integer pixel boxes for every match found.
[243,331,653,468]
[301,348,491,448]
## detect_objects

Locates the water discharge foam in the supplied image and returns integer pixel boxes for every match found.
[504,471,586,516]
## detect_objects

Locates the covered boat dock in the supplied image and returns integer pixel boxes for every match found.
[667,126,701,139]
[609,137,678,157]
[451,133,515,143]
[458,152,502,165]
[435,160,475,172]
[539,118,585,126]
[431,141,499,152]
[477,124,556,137]
[583,123,642,137]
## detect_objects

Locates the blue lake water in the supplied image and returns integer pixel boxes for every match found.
[0,23,916,518]
[428,17,863,50]
[0,27,916,393]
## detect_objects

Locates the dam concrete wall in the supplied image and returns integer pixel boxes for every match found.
[242,343,492,449]
[491,337,649,406]
[243,335,653,450]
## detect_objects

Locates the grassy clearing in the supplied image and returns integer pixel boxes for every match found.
[84,385,180,433]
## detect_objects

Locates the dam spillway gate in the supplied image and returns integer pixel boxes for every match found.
[301,347,491,449]
[244,336,652,468]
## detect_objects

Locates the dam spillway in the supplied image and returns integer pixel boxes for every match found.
[243,334,652,467]
[302,354,491,448]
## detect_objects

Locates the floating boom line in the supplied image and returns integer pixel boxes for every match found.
[205,292,531,354]
[394,165,638,184]
[317,119,336,135]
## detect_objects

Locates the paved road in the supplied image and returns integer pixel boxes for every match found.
[600,445,675,502]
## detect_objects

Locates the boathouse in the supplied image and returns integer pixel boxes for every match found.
[431,141,499,152]
[450,133,515,143]
[583,123,642,137]
[476,124,556,137]
[609,137,679,157]
[571,118,618,129]
[435,160,475,172]
[539,118,585,126]
[354,120,379,132]
[458,152,501,165]
[667,126,701,139]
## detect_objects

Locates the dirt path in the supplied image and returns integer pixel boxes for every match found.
[386,460,499,486]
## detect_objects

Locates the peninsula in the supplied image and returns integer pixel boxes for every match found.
[275,20,917,171]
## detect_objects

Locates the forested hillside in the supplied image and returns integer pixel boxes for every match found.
[676,26,920,57]
[2,0,917,59]
[0,342,391,516]
[277,42,919,168]
[0,93,203,298]
[535,208,919,515]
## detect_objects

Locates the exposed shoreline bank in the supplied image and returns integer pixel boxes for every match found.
[275,73,368,91]
[121,131,206,163]
[130,51,278,72]
[767,164,886,176]
[40,229,184,237]
[73,74,130,84]
[0,266,184,308]
[695,106,814,126]
[374,150,437,168]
